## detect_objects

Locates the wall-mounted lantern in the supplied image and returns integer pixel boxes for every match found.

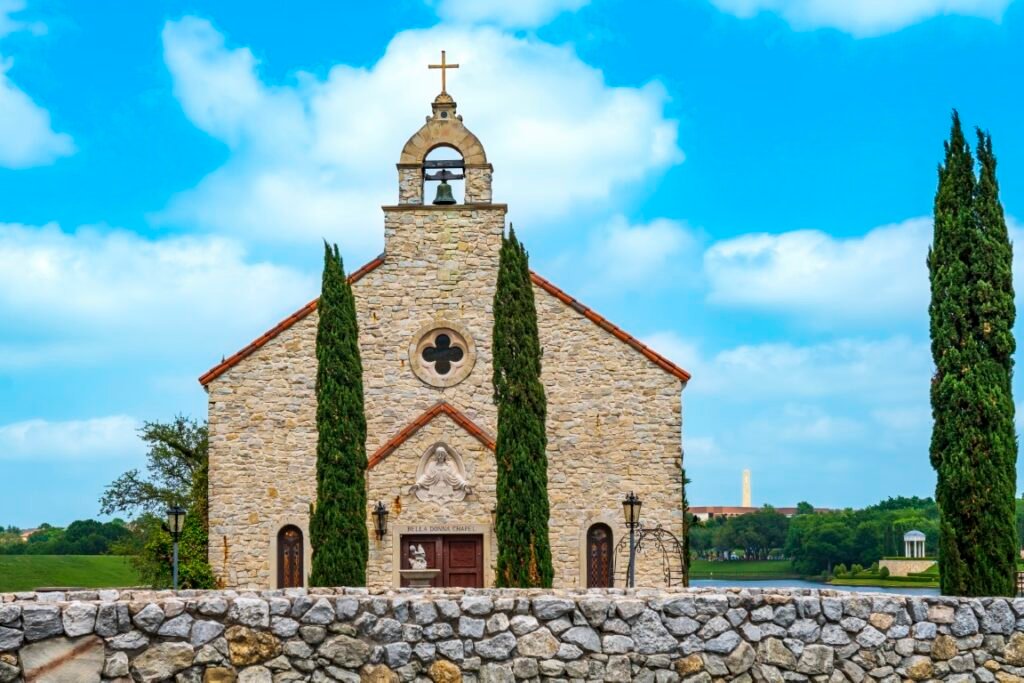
[373,501,389,540]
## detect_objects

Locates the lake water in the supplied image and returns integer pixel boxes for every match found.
[691,578,939,596]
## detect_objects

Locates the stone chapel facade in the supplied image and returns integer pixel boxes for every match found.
[199,87,690,591]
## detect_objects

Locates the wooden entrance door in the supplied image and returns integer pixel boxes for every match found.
[586,523,614,588]
[400,535,483,587]
[277,525,304,588]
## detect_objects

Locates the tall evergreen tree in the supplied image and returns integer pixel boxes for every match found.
[492,227,554,587]
[309,243,368,587]
[929,112,1017,596]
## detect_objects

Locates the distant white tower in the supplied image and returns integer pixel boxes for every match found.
[742,469,752,508]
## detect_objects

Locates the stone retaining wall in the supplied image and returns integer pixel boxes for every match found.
[1,587,1024,682]
[878,560,937,578]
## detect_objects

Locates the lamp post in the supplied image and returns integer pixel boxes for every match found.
[165,505,186,591]
[372,501,389,541]
[621,491,642,588]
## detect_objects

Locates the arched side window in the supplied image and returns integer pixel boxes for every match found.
[277,525,304,589]
[586,523,614,588]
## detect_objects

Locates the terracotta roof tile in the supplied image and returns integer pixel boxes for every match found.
[198,255,384,386]
[367,401,495,470]
[198,258,691,386]
[528,272,691,382]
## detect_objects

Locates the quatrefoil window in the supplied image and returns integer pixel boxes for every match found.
[410,324,476,388]
[421,334,464,375]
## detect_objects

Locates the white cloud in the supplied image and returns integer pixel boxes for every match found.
[643,331,930,403]
[704,216,1024,327]
[704,217,931,325]
[0,0,73,168]
[0,222,316,369]
[434,0,589,28]
[157,18,681,254]
[647,329,934,504]
[770,404,864,442]
[0,415,141,461]
[708,0,1013,36]
[573,216,699,293]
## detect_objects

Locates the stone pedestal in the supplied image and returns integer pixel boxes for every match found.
[399,569,440,588]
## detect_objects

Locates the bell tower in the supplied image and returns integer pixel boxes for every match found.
[384,51,505,266]
[395,51,493,206]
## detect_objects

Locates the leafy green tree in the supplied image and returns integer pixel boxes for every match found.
[786,515,853,575]
[309,243,368,587]
[688,519,713,559]
[713,508,788,560]
[100,416,215,588]
[795,501,814,515]
[492,228,554,587]
[929,112,1018,596]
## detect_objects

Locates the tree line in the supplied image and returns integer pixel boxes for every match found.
[690,497,942,576]
[0,520,132,555]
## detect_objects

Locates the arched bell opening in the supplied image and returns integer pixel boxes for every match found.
[424,145,465,205]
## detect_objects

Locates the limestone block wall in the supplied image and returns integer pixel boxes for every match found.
[534,284,684,587]
[207,202,684,590]
[3,587,1024,683]
[398,166,423,205]
[880,560,938,578]
[362,205,506,445]
[464,167,493,204]
[206,311,319,589]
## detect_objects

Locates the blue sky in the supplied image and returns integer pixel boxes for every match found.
[1,0,1022,527]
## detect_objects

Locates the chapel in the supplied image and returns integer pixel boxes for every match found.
[199,55,690,590]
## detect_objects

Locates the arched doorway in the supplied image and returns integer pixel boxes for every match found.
[586,523,614,588]
[277,525,304,588]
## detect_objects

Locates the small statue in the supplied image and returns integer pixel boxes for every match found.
[409,544,428,570]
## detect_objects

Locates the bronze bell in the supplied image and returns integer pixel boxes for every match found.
[433,179,456,205]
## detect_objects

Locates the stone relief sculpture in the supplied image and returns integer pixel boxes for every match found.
[408,544,428,570]
[410,443,472,503]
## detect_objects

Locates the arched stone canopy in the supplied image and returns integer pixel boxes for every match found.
[396,92,493,205]
[399,93,488,165]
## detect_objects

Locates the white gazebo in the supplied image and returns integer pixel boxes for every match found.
[903,530,927,558]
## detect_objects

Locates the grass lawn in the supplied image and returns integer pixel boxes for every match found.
[0,555,141,592]
[828,577,940,588]
[690,559,799,579]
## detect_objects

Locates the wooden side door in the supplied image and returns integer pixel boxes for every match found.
[277,525,304,589]
[586,523,614,588]
[443,535,483,588]
[399,535,443,587]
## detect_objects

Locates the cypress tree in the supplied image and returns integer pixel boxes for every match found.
[492,227,554,587]
[309,242,368,587]
[929,112,1018,596]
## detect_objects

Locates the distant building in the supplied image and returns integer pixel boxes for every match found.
[903,530,927,558]
[690,470,829,520]
[690,506,830,521]
[19,528,40,541]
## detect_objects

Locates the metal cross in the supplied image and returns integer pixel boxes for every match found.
[428,50,459,93]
